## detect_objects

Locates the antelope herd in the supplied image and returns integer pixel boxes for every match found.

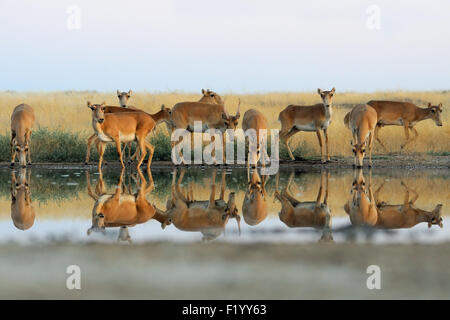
[8,87,445,168]
[6,87,446,239]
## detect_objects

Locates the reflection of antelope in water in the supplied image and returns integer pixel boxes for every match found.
[374,181,443,229]
[157,169,240,241]
[10,169,35,230]
[344,169,378,227]
[86,169,166,243]
[242,169,269,226]
[274,171,333,243]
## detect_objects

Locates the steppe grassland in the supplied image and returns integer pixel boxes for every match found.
[0,90,449,158]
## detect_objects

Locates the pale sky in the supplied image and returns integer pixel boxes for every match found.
[0,0,449,92]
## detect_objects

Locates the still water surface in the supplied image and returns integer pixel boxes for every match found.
[0,167,448,244]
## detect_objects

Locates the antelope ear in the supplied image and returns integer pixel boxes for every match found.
[202,89,205,94]
[317,88,323,95]
[222,112,228,120]
[331,87,336,93]
[128,89,132,95]
[438,103,443,109]
[160,104,165,111]
[101,101,106,106]
[117,90,120,96]
[428,102,432,108]
[87,101,94,109]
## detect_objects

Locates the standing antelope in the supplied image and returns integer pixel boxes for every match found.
[170,98,240,164]
[274,171,333,243]
[374,181,443,229]
[87,102,169,170]
[85,104,171,165]
[86,169,167,243]
[242,109,269,167]
[157,169,240,241]
[344,104,378,168]
[279,88,335,163]
[367,100,443,150]
[10,104,35,167]
[242,169,269,226]
[344,169,378,227]
[10,169,35,230]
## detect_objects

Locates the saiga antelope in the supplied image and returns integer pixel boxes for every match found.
[344,169,378,227]
[367,100,443,150]
[344,104,378,168]
[242,109,269,168]
[374,181,443,229]
[274,171,333,243]
[157,169,240,241]
[87,102,168,170]
[86,169,167,242]
[279,88,335,163]
[242,169,269,226]
[117,89,133,108]
[198,89,225,105]
[85,104,171,166]
[170,99,241,164]
[10,104,35,167]
[10,169,35,230]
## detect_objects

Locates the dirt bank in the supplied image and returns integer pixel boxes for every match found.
[0,154,449,170]
[1,242,450,299]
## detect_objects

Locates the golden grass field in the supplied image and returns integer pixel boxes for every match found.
[0,90,449,157]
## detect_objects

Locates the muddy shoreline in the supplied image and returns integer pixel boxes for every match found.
[1,242,450,299]
[1,154,449,170]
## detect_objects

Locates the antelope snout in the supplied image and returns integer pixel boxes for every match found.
[98,118,104,124]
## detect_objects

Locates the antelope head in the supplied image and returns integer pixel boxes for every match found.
[200,89,224,105]
[317,87,336,108]
[351,140,366,168]
[87,101,106,124]
[87,212,106,235]
[222,99,241,130]
[427,102,443,127]
[117,89,132,107]
[427,204,443,229]
[13,140,30,167]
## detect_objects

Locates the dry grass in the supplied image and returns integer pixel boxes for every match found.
[0,90,449,157]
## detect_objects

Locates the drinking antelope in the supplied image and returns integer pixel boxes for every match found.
[367,100,443,150]
[344,104,378,168]
[279,88,335,163]
[170,96,240,164]
[275,171,333,243]
[157,169,240,241]
[343,169,378,227]
[86,169,166,242]
[242,109,269,168]
[10,169,35,230]
[87,102,171,170]
[242,169,269,226]
[374,181,443,229]
[10,104,35,167]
